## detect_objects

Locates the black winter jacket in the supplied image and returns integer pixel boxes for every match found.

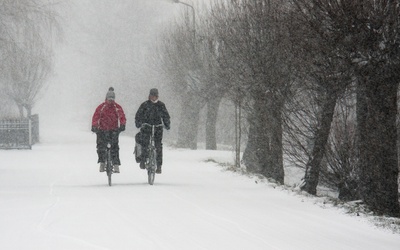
[135,100,170,129]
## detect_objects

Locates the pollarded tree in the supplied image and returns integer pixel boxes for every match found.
[323,90,359,201]
[293,0,400,216]
[0,0,61,118]
[210,0,293,183]
[158,3,232,150]
[209,0,251,163]
[198,11,233,151]
[5,38,51,117]
[157,6,208,149]
[284,1,353,196]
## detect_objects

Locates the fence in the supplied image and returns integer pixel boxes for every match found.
[0,114,39,149]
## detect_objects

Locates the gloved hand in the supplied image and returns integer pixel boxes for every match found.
[91,126,99,133]
[135,122,142,129]
[165,125,170,130]
[119,124,126,132]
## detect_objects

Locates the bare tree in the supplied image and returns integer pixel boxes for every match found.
[293,0,400,216]
[157,16,206,149]
[209,0,293,183]
[0,0,61,118]
[323,89,359,201]
[5,39,52,117]
[157,3,233,150]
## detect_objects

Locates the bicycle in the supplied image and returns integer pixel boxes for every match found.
[141,123,163,185]
[103,130,119,186]
[105,142,113,186]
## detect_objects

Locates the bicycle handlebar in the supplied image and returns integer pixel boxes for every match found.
[93,128,121,134]
[141,123,164,128]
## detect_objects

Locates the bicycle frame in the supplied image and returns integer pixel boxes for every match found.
[141,123,163,185]
[96,129,120,186]
[106,142,113,186]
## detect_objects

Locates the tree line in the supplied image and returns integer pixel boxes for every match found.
[156,0,400,217]
[0,0,61,118]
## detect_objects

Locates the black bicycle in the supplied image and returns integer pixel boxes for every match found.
[141,123,163,185]
[105,142,113,186]
[94,128,121,186]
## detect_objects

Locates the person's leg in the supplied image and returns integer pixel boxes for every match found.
[110,131,120,165]
[96,131,106,163]
[140,127,151,169]
[110,131,120,173]
[96,131,106,172]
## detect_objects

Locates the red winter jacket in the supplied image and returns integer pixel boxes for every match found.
[92,101,126,131]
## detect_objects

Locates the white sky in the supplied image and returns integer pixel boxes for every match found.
[36,0,181,125]
[1,121,400,249]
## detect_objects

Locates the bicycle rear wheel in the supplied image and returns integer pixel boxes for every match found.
[107,171,112,186]
[148,170,155,185]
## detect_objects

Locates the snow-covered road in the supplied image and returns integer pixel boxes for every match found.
[1,126,399,250]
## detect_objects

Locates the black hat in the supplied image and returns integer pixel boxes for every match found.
[149,88,159,96]
[106,87,115,100]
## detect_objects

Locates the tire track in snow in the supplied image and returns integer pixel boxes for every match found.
[94,190,164,249]
[36,173,110,250]
[160,186,281,250]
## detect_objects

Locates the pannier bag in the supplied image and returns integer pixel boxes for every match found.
[134,132,142,163]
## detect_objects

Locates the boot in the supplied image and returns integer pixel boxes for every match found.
[99,162,105,172]
[113,165,120,173]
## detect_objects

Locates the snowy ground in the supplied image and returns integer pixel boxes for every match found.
[1,122,400,250]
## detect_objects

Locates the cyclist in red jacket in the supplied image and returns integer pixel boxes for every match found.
[91,87,126,173]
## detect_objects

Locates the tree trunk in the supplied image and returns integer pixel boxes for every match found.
[25,104,32,117]
[242,119,259,172]
[357,75,400,217]
[205,96,222,150]
[301,91,338,195]
[338,178,359,201]
[235,99,242,168]
[264,96,284,184]
[242,91,269,173]
[17,104,24,118]
[177,94,204,150]
[242,90,285,184]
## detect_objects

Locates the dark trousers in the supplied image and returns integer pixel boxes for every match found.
[140,126,163,167]
[96,130,121,165]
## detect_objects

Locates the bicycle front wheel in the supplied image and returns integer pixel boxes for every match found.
[147,148,157,185]
[106,149,112,186]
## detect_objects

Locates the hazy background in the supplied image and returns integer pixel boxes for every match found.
[36,0,182,134]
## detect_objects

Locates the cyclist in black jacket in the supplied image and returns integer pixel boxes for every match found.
[135,88,170,174]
